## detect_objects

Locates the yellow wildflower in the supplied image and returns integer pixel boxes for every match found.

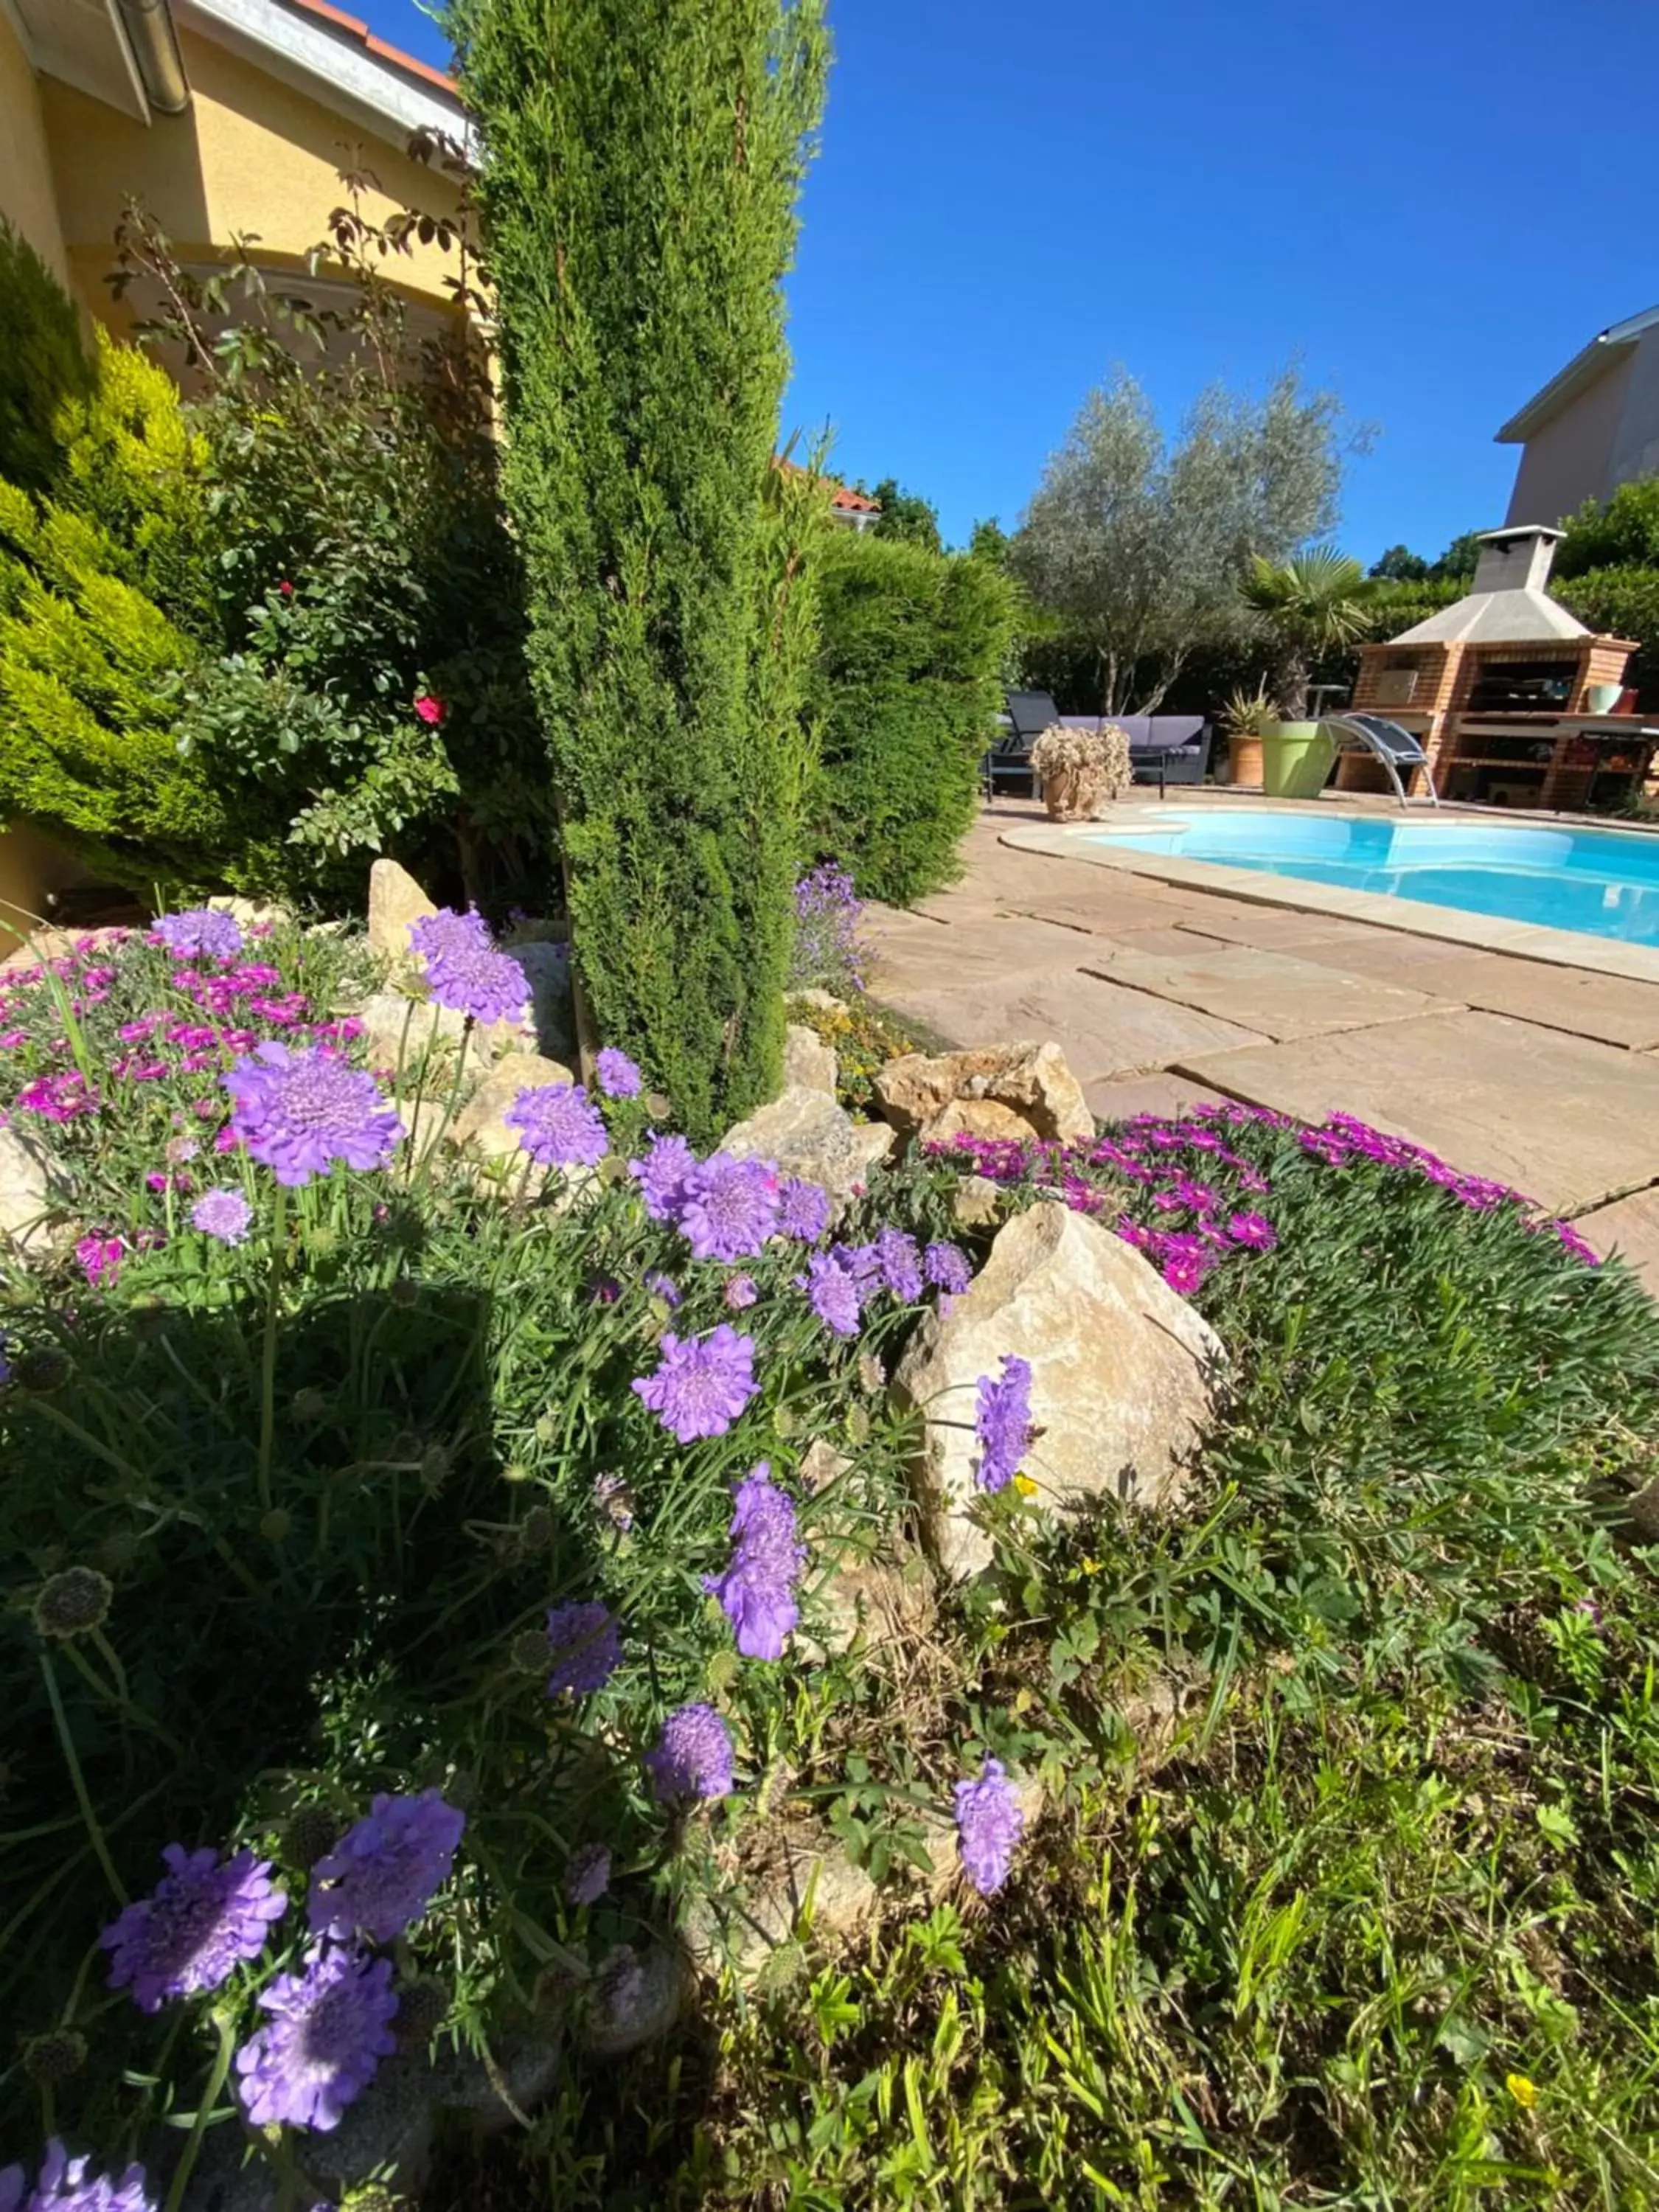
[1506,2073,1538,2110]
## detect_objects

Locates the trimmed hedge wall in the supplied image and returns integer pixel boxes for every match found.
[810,536,1015,905]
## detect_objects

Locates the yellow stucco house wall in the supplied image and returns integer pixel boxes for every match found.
[0,0,470,945]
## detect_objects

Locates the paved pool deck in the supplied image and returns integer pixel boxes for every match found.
[866,793,1659,1289]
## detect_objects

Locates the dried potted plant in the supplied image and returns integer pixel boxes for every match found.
[1220,686,1274,787]
[1030,721,1133,821]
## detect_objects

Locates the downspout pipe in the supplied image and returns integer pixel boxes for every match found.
[114,0,190,115]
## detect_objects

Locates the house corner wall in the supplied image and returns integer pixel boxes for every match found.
[0,7,69,279]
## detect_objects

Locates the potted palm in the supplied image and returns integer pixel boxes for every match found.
[1241,551,1380,799]
[1030,721,1133,821]
[1220,686,1273,787]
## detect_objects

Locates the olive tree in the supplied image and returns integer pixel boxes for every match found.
[1011,367,1364,712]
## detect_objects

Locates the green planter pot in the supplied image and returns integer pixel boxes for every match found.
[1260,721,1335,800]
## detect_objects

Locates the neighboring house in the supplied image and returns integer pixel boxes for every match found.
[0,0,469,338]
[827,484,880,532]
[1498,305,1659,526]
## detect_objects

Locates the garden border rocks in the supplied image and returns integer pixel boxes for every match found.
[874,1040,1093,1150]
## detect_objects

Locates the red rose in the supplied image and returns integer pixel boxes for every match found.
[413,694,446,726]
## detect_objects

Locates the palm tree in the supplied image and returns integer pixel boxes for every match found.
[1241,549,1380,720]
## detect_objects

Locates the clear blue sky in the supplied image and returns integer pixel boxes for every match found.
[368,0,1656,561]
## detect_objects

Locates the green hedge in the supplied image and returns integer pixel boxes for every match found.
[810,535,1015,905]
[1556,566,1659,707]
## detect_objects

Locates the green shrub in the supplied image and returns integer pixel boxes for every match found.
[1555,565,1659,704]
[0,484,226,892]
[810,534,1015,904]
[0,218,95,495]
[1556,477,1659,577]
[449,0,830,1138]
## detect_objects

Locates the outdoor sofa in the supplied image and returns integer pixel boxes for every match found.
[983,691,1213,798]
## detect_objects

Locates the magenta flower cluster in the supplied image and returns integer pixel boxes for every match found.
[704,1463,807,1659]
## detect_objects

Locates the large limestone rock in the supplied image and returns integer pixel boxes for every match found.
[799,1540,935,1663]
[874,1041,1093,1150]
[720,1085,869,1203]
[367,857,437,963]
[783,1021,838,1096]
[355,987,473,1077]
[0,1124,65,1254]
[892,1200,1225,1580]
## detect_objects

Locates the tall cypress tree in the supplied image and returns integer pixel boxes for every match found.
[449,0,829,1138]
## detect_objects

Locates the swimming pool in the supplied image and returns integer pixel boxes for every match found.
[1088,811,1659,945]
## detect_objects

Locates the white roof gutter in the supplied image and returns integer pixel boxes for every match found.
[114,0,190,114]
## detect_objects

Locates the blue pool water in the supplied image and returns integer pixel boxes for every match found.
[1088,810,1659,945]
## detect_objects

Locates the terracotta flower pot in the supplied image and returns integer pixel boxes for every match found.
[1227,732,1265,787]
[1042,768,1105,822]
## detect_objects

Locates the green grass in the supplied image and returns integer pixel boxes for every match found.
[432,1116,1659,2211]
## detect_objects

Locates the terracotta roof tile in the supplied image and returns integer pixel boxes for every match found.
[276,0,462,100]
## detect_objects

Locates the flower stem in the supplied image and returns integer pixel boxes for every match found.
[40,1651,126,1907]
[256,1182,288,1517]
[164,2009,237,2212]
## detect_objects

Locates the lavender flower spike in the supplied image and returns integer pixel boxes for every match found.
[645,1703,735,1804]
[307,1789,465,1944]
[632,1326,758,1442]
[953,1757,1025,1896]
[235,1943,399,2132]
[9,2140,156,2212]
[973,1355,1034,1494]
[223,1043,402,1186]
[504,1082,608,1170]
[101,1844,288,2013]
[703,1463,808,1660]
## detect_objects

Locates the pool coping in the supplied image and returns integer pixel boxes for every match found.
[1001,811,1659,987]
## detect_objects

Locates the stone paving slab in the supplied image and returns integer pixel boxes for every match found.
[1342,951,1659,1051]
[865,910,1090,989]
[981,888,1206,937]
[877,970,1265,1084]
[1084,1071,1228,1124]
[1161,897,1399,950]
[1288,928,1498,978]
[1077,944,1453,1042]
[1176,1010,1659,1214]
[1577,1188,1659,1292]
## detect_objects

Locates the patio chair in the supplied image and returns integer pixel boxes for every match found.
[981,689,1062,799]
[1324,714,1440,807]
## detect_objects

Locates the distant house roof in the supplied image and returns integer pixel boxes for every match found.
[1496,305,1659,445]
[831,485,880,515]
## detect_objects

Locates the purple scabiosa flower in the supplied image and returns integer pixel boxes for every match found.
[874,1228,923,1302]
[223,1044,401,1186]
[566,1843,611,1906]
[1226,1210,1278,1251]
[723,1273,759,1310]
[191,1188,252,1246]
[101,1845,287,2014]
[953,1758,1025,1896]
[973,1355,1033,1495]
[75,1234,123,1289]
[235,1943,399,2132]
[632,1326,757,1442]
[924,1242,973,1295]
[545,1600,622,1695]
[777,1176,832,1244]
[504,1082,608,1170]
[9,2140,156,2212]
[804,1248,861,1339]
[153,907,243,960]
[644,1703,734,1804]
[678,1152,781,1263]
[835,1242,886,1304]
[629,1132,697,1223]
[307,1790,465,1944]
[408,908,529,1028]
[644,1270,681,1307]
[703,1464,808,1660]
[594,1047,642,1099]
